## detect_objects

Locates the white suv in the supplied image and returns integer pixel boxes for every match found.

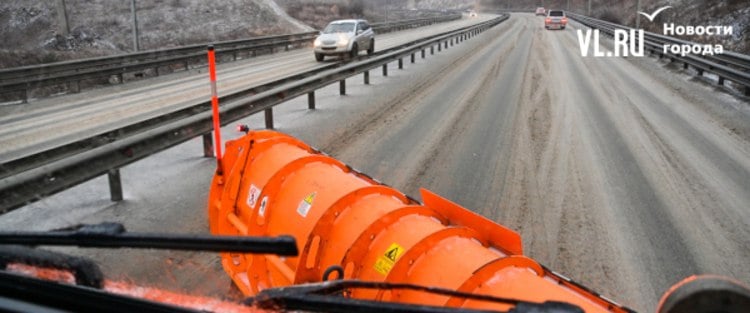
[545,10,568,30]
[313,19,375,62]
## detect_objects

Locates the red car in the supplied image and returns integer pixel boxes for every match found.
[535,7,546,16]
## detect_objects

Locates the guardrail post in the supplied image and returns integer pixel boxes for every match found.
[718,77,725,85]
[383,64,388,76]
[364,70,370,85]
[265,108,274,129]
[411,53,415,63]
[398,58,403,69]
[438,42,442,52]
[431,46,434,54]
[340,79,346,95]
[203,133,214,157]
[108,168,123,202]
[745,87,750,97]
[308,91,316,109]
[696,69,703,76]
[421,49,425,59]
[683,62,689,69]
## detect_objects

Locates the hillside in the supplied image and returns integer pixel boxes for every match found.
[276,0,476,30]
[0,0,477,69]
[0,0,310,68]
[2,0,745,69]
[479,0,749,53]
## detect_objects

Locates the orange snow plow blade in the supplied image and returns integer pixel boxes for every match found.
[208,130,632,312]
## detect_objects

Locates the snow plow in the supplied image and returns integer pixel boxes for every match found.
[208,130,633,312]
[1,129,749,312]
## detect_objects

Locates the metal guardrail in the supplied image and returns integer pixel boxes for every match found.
[0,14,461,103]
[0,14,509,214]
[485,9,535,13]
[371,14,461,32]
[567,12,750,96]
[0,15,466,172]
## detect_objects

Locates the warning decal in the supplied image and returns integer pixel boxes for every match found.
[374,243,405,275]
[246,184,260,208]
[296,192,316,217]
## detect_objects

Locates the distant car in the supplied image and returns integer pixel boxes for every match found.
[469,11,478,18]
[535,7,546,16]
[545,10,568,30]
[313,19,375,62]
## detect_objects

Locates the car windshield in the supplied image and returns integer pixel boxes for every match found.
[549,11,564,16]
[323,22,355,34]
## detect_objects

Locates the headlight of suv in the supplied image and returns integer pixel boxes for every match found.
[337,38,349,47]
[314,38,322,47]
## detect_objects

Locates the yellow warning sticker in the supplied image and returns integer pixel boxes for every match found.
[296,192,316,217]
[374,243,405,275]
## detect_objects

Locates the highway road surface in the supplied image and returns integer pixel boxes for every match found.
[0,15,495,163]
[2,13,750,312]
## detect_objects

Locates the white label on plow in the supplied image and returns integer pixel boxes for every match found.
[247,184,260,208]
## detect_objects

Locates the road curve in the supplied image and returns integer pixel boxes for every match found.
[1,13,749,313]
[285,13,750,311]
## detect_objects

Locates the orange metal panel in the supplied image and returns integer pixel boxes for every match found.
[207,130,630,312]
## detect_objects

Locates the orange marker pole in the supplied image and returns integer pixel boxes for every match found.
[207,45,223,174]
